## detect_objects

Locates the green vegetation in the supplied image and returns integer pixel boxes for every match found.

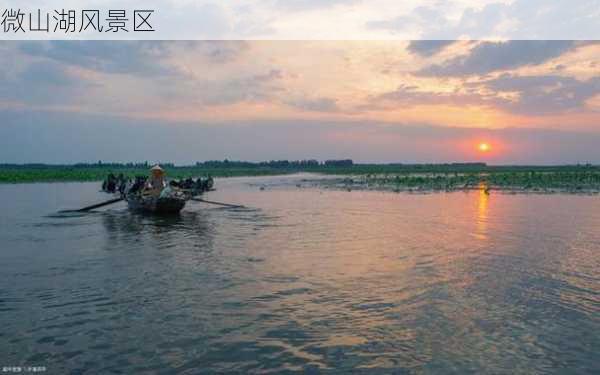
[0,160,349,182]
[318,169,600,193]
[1,161,600,193]
[0,165,286,183]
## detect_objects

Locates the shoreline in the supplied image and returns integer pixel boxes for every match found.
[0,170,297,184]
[3,168,600,195]
[297,176,600,195]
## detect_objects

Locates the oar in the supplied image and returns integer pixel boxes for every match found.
[59,197,124,213]
[191,198,246,209]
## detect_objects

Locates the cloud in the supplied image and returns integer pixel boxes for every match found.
[366,5,451,36]
[196,69,286,106]
[19,41,177,76]
[476,74,600,115]
[285,97,339,112]
[2,40,598,132]
[365,0,599,39]
[19,61,75,86]
[0,60,94,106]
[367,73,600,116]
[453,0,600,40]
[418,41,576,77]
[11,41,256,110]
[407,40,455,57]
[274,0,362,11]
[18,41,248,78]
[1,41,279,116]
[193,41,249,63]
[371,84,487,108]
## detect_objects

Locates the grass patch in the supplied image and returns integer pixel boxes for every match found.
[1,162,600,193]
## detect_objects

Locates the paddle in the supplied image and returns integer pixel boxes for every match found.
[191,198,246,209]
[59,197,124,213]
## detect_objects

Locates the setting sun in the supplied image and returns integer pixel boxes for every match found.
[478,142,491,152]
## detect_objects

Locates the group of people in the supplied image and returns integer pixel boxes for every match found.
[102,173,129,194]
[102,165,214,197]
[169,176,214,193]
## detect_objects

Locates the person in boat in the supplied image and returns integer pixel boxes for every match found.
[105,173,117,193]
[145,165,166,195]
[117,173,128,194]
[128,176,147,194]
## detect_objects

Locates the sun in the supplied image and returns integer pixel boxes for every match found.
[478,142,491,152]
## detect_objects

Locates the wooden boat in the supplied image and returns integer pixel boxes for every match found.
[65,175,229,214]
[124,185,189,214]
[125,193,187,214]
[98,173,214,214]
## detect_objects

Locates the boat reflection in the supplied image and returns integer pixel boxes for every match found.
[100,209,216,254]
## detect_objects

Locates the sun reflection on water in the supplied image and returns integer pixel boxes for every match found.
[475,185,489,241]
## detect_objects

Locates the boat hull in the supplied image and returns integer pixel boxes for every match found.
[126,195,186,214]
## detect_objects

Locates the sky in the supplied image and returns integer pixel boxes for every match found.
[0,40,599,164]
[1,0,598,39]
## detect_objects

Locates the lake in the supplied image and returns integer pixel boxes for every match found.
[0,174,598,374]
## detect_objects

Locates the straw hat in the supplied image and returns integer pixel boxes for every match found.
[150,165,165,174]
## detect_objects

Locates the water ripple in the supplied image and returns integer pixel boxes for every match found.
[1,179,599,373]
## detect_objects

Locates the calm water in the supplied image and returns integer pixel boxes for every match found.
[0,175,598,374]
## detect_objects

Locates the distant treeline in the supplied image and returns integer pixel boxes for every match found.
[0,160,493,168]
[199,159,355,168]
[1,160,599,183]
[3,160,600,171]
[0,159,355,169]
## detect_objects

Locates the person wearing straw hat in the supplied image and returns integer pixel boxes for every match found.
[145,165,166,193]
